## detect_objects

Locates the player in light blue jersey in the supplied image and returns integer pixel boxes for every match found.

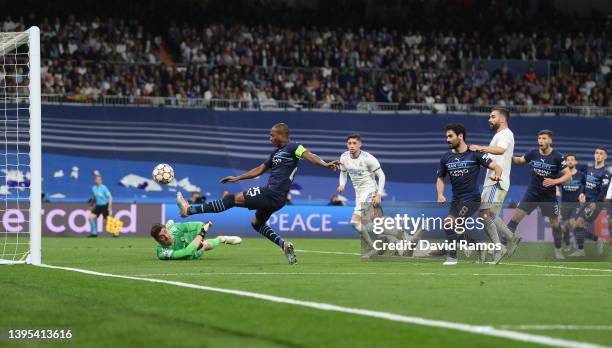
[88,175,112,238]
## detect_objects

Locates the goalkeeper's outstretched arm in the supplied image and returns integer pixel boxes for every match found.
[157,235,204,260]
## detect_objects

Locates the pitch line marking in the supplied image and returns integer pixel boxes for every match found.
[38,263,607,348]
[499,325,612,331]
[130,272,612,278]
[502,263,612,273]
[295,249,612,273]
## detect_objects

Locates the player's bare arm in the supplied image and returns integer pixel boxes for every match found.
[436,177,446,204]
[302,150,339,170]
[487,161,503,182]
[543,167,572,187]
[337,165,347,193]
[219,164,268,184]
[512,156,528,165]
[469,144,506,155]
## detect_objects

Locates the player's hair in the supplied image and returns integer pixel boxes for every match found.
[445,123,467,141]
[346,133,362,142]
[271,123,290,136]
[492,106,510,122]
[595,146,608,154]
[150,223,165,241]
[538,129,553,138]
[565,153,577,160]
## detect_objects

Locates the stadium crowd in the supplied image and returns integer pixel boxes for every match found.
[3,14,612,108]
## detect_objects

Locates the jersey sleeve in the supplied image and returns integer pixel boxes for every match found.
[437,157,447,178]
[292,143,308,160]
[366,154,381,172]
[557,153,567,171]
[157,241,199,260]
[496,131,513,150]
[104,185,111,198]
[477,152,493,168]
[263,153,274,168]
[523,149,534,162]
[598,173,611,201]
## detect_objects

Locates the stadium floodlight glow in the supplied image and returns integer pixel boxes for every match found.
[0,27,41,265]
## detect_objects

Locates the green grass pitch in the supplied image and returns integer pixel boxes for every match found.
[2,237,611,348]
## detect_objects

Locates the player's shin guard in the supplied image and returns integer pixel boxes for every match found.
[552,226,562,249]
[575,227,586,250]
[252,222,285,249]
[89,219,97,235]
[189,195,235,214]
[483,217,501,244]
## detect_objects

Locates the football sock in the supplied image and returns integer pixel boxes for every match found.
[89,219,97,235]
[507,220,518,233]
[350,220,363,233]
[562,225,571,246]
[495,216,515,240]
[252,223,285,249]
[205,237,222,249]
[575,227,586,250]
[190,195,235,214]
[552,225,562,249]
[483,216,501,244]
[444,227,458,259]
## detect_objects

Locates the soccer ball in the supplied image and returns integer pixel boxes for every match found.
[152,163,174,184]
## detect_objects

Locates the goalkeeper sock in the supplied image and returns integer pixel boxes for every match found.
[205,238,223,249]
[252,223,285,249]
[89,219,97,235]
[552,225,562,249]
[189,195,235,214]
[575,227,586,250]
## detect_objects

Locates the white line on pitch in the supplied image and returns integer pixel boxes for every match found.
[502,263,612,273]
[37,263,606,348]
[295,249,361,256]
[499,325,612,331]
[129,272,612,277]
[295,249,612,273]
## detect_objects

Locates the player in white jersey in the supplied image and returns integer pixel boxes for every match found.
[469,107,521,263]
[337,133,386,249]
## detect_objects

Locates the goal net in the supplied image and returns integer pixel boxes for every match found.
[0,27,41,265]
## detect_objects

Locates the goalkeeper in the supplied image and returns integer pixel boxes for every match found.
[150,220,241,260]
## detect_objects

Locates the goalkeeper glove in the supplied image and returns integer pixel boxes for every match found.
[199,221,213,238]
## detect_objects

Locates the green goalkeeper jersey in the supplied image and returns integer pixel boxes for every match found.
[156,221,204,260]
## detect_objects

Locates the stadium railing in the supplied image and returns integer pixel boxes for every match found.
[37,94,612,116]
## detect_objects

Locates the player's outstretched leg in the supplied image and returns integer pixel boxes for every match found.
[177,192,236,217]
[251,214,297,265]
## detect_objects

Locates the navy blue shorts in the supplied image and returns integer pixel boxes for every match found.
[560,202,580,221]
[517,191,559,217]
[243,186,286,222]
[449,200,480,218]
[576,202,605,223]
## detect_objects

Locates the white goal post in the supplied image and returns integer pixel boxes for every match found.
[0,27,41,265]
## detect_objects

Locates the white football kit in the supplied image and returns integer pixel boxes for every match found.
[339,151,386,216]
[481,127,514,215]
